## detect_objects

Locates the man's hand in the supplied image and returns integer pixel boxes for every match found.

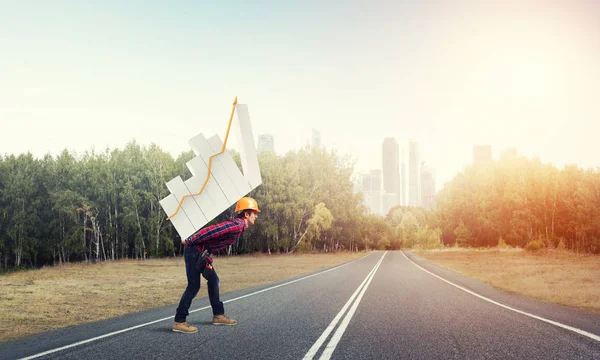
[181,238,186,245]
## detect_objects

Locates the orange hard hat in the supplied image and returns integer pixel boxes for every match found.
[235,197,261,213]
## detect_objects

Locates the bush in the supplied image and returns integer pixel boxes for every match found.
[525,238,546,252]
[295,241,312,253]
[377,236,391,250]
[497,237,510,249]
[590,237,600,254]
[413,242,444,250]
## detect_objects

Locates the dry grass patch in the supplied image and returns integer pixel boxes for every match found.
[0,251,366,342]
[415,248,600,313]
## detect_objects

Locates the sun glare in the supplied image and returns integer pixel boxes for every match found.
[504,61,548,100]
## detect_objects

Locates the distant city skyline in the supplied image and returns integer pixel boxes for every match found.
[256,133,522,210]
[355,137,440,215]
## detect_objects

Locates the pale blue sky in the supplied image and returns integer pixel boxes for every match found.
[2,1,599,191]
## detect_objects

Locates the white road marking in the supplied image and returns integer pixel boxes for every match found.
[303,251,387,360]
[400,250,600,343]
[18,252,375,360]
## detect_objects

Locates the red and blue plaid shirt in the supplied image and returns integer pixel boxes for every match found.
[184,218,247,253]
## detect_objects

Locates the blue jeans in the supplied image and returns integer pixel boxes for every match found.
[175,246,224,322]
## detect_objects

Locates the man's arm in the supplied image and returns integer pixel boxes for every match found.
[189,220,246,253]
[183,222,226,246]
[206,232,240,253]
[183,220,244,246]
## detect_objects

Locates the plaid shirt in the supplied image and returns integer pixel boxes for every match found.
[184,218,247,253]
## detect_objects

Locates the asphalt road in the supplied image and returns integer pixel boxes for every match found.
[2,250,600,359]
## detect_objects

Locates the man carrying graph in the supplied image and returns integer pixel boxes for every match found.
[160,97,263,333]
[172,197,260,333]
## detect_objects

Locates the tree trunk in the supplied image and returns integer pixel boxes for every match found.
[133,201,145,260]
[107,203,114,260]
[94,219,100,261]
[116,206,123,259]
[100,226,107,261]
[156,218,160,257]
[82,209,88,262]
[15,199,25,267]
[551,178,557,238]
[15,239,22,267]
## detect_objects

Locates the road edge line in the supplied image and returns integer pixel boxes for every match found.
[400,250,600,343]
[17,251,377,360]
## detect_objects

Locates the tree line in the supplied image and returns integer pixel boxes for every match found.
[385,154,600,254]
[433,154,600,253]
[0,142,395,269]
[2,143,598,270]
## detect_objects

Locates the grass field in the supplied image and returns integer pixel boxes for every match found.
[0,251,366,342]
[415,248,600,313]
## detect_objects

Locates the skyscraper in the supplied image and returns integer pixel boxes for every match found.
[420,164,436,210]
[369,169,382,215]
[400,148,406,206]
[257,134,275,154]
[382,138,400,206]
[361,170,383,215]
[311,129,321,148]
[473,145,492,165]
[408,139,421,207]
[400,163,407,206]
[351,173,362,194]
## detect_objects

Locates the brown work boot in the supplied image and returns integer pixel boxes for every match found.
[212,314,237,326]
[172,321,198,333]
